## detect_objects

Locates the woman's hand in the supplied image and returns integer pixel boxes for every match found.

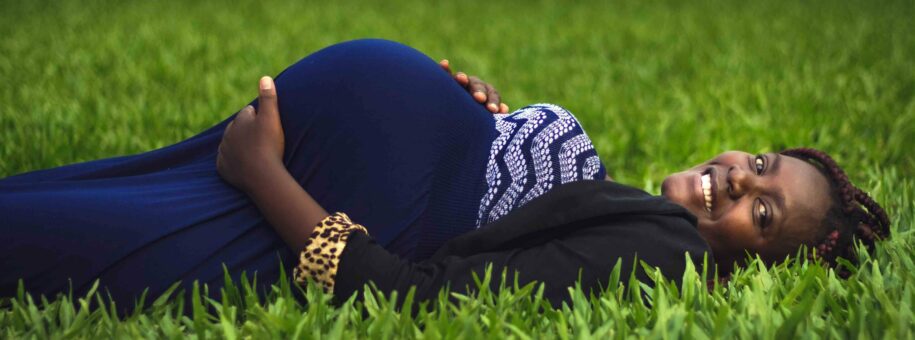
[216,77,329,252]
[439,59,510,114]
[217,76,285,193]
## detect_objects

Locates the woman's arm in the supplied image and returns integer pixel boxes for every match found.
[217,76,330,252]
[245,163,328,252]
[297,209,711,308]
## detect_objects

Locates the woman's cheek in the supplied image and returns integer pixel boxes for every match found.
[722,213,760,250]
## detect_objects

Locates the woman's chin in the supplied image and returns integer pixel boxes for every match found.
[660,177,672,197]
[661,172,701,214]
[660,173,685,202]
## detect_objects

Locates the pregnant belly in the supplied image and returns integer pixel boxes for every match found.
[260,39,499,259]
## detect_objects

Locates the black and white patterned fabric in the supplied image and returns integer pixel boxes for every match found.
[475,104,606,227]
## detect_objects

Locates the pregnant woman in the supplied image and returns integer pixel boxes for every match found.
[0,39,890,310]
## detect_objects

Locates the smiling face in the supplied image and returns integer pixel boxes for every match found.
[661,151,833,272]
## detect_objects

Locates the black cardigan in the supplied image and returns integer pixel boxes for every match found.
[332,180,714,307]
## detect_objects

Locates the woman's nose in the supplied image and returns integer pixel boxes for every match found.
[727,165,756,199]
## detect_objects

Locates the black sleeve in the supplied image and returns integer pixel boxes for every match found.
[331,214,713,308]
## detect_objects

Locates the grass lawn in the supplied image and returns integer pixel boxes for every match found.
[1,0,913,337]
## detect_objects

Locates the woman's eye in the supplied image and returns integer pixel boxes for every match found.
[757,200,769,226]
[754,155,765,175]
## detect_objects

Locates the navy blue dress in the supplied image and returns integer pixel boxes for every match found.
[0,39,604,306]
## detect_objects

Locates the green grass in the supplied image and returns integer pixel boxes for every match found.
[1,0,913,337]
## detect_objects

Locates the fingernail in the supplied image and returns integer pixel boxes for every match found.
[488,103,498,111]
[501,103,509,112]
[473,92,486,101]
[260,76,272,90]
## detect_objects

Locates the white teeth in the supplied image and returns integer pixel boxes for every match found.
[701,174,713,212]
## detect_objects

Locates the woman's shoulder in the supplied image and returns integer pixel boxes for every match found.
[438,180,705,258]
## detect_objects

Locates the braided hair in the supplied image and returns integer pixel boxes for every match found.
[778,148,891,275]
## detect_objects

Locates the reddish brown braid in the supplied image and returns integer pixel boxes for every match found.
[778,148,891,274]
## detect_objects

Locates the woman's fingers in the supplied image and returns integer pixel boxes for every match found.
[484,83,501,113]
[440,62,508,113]
[222,106,250,151]
[236,105,255,122]
[442,60,470,86]
[454,72,470,87]
[219,121,232,154]
[225,117,235,133]
[439,59,452,74]
[468,76,487,103]
[258,76,279,120]
[255,76,286,162]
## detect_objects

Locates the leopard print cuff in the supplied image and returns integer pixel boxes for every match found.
[293,212,369,294]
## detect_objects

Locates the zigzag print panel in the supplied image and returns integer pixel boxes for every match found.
[475,104,606,227]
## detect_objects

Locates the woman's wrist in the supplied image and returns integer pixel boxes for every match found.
[243,161,330,251]
[245,161,297,204]
[241,158,287,194]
